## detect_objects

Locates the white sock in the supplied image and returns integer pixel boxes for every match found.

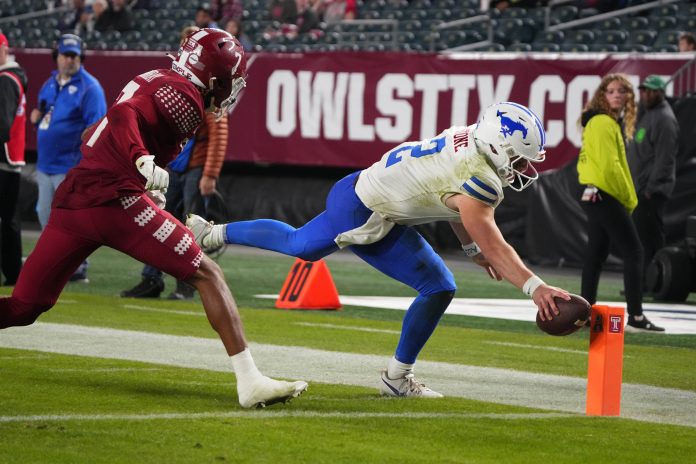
[231,348,263,385]
[387,356,414,379]
[205,224,226,248]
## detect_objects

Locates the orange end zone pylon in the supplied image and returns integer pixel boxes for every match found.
[275,258,341,310]
[586,304,625,416]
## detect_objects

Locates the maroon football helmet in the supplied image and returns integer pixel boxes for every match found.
[170,28,247,118]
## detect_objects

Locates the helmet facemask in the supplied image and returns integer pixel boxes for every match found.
[207,73,246,120]
[474,102,546,192]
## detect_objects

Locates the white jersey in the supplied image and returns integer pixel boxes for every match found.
[355,125,504,226]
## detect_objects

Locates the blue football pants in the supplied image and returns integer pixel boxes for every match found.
[224,171,457,364]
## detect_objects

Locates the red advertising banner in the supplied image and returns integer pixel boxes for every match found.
[13,49,689,170]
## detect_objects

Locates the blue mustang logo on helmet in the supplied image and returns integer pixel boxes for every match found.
[497,110,528,139]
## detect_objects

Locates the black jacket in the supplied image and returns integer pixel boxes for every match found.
[0,61,28,146]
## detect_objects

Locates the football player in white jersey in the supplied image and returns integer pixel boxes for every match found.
[187,102,570,398]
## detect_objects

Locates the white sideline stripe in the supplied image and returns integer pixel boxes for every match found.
[1,322,695,429]
[292,322,400,335]
[255,295,696,335]
[0,411,576,423]
[122,304,205,317]
[56,299,77,304]
[48,367,163,373]
[483,341,587,355]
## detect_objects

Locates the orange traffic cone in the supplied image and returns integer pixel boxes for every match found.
[275,258,341,310]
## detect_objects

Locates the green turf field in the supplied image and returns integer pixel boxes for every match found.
[1,237,695,463]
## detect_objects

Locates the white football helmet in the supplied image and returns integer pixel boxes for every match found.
[473,102,546,192]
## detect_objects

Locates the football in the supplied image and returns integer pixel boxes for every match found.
[536,293,591,336]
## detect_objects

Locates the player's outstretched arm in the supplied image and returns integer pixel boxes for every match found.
[446,193,569,320]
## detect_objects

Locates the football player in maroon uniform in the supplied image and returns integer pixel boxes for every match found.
[0,28,307,408]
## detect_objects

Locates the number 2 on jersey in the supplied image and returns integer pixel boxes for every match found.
[385,135,446,168]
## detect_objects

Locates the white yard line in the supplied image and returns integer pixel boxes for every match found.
[292,322,400,334]
[1,322,695,428]
[0,411,577,423]
[122,304,205,317]
[483,341,588,355]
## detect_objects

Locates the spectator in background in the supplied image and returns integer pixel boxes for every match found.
[577,73,664,333]
[82,0,109,34]
[62,0,88,33]
[95,0,135,32]
[210,0,244,25]
[0,32,28,286]
[320,0,357,23]
[224,18,254,51]
[296,0,321,35]
[121,25,229,300]
[678,32,696,52]
[627,75,678,282]
[269,0,298,26]
[195,5,220,29]
[29,34,107,283]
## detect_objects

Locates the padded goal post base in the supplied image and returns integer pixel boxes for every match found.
[275,258,341,310]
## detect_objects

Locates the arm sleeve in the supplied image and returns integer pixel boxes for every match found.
[0,77,20,144]
[203,113,228,179]
[82,83,108,127]
[152,84,203,138]
[106,103,150,164]
[646,118,678,196]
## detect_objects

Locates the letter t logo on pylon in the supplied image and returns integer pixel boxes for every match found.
[275,258,341,310]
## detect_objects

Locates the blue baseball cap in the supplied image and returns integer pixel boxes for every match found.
[57,34,82,55]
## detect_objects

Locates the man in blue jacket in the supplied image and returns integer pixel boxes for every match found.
[29,34,106,283]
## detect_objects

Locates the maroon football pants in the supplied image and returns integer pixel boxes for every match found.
[0,194,202,328]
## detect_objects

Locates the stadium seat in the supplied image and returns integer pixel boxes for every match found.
[655,30,682,48]
[578,8,600,19]
[564,29,595,45]
[561,43,589,52]
[650,16,678,31]
[628,30,657,47]
[500,7,527,19]
[507,43,532,52]
[531,42,560,52]
[650,4,679,17]
[679,16,696,31]
[429,9,453,21]
[679,3,696,16]
[480,43,505,52]
[591,17,621,31]
[655,44,679,53]
[624,16,649,31]
[590,43,618,52]
[534,30,564,44]
[551,5,578,23]
[596,30,628,45]
[620,43,650,52]
[121,30,142,43]
[495,18,523,46]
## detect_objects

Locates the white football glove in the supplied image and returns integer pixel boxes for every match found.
[135,155,169,192]
[145,189,166,209]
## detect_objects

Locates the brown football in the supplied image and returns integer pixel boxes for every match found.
[536,293,591,336]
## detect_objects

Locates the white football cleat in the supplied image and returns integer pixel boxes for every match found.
[185,214,224,250]
[238,376,308,409]
[379,370,443,398]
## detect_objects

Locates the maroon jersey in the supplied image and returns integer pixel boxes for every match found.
[54,69,205,209]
